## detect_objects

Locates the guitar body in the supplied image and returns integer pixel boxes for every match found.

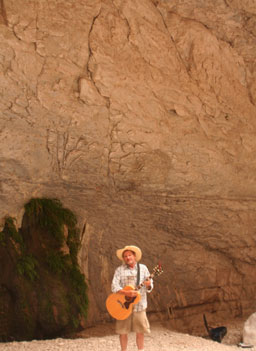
[106,285,141,320]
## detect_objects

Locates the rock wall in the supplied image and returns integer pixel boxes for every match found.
[1,0,256,334]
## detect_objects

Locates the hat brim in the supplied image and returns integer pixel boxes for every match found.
[116,245,142,262]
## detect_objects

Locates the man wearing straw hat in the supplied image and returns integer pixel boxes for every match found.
[111,245,153,351]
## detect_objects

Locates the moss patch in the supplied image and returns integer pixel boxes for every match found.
[0,198,88,341]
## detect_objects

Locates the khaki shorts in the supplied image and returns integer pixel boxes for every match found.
[115,310,150,334]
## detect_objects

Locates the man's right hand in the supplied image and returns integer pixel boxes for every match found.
[125,289,138,297]
[118,289,138,297]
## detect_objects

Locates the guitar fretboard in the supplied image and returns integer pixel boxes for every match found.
[135,265,163,290]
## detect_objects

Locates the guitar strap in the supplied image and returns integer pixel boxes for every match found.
[136,263,140,287]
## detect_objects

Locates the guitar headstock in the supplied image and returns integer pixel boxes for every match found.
[152,264,163,278]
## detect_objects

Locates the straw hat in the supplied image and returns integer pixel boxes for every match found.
[116,245,142,262]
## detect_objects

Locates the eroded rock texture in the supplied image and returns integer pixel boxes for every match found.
[1,0,256,334]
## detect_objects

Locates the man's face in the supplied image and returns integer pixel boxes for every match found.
[123,250,136,267]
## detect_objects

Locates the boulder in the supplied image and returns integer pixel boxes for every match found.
[243,313,256,346]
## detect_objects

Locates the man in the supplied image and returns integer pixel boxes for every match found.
[111,245,153,351]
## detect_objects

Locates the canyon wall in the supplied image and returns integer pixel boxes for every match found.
[1,0,256,334]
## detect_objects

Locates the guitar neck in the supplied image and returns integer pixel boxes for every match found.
[136,273,154,290]
[135,264,163,290]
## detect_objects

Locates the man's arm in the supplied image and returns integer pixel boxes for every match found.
[111,266,123,293]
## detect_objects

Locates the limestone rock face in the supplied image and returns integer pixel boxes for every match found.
[1,0,256,333]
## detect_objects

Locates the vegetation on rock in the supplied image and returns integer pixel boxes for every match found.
[0,198,88,341]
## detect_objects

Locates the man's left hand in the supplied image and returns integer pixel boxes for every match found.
[144,278,151,289]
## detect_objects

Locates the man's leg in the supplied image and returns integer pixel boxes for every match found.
[136,332,144,350]
[119,334,128,351]
[116,314,132,350]
[132,310,150,350]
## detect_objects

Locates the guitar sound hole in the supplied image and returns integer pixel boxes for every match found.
[125,296,133,302]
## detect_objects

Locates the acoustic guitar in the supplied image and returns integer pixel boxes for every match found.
[106,264,163,320]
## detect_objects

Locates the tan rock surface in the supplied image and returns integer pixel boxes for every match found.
[0,0,256,332]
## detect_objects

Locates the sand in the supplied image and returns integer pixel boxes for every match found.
[0,319,254,351]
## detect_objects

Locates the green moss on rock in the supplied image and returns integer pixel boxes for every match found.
[1,217,24,248]
[0,198,88,341]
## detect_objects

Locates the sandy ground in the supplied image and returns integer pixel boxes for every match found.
[0,319,254,351]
